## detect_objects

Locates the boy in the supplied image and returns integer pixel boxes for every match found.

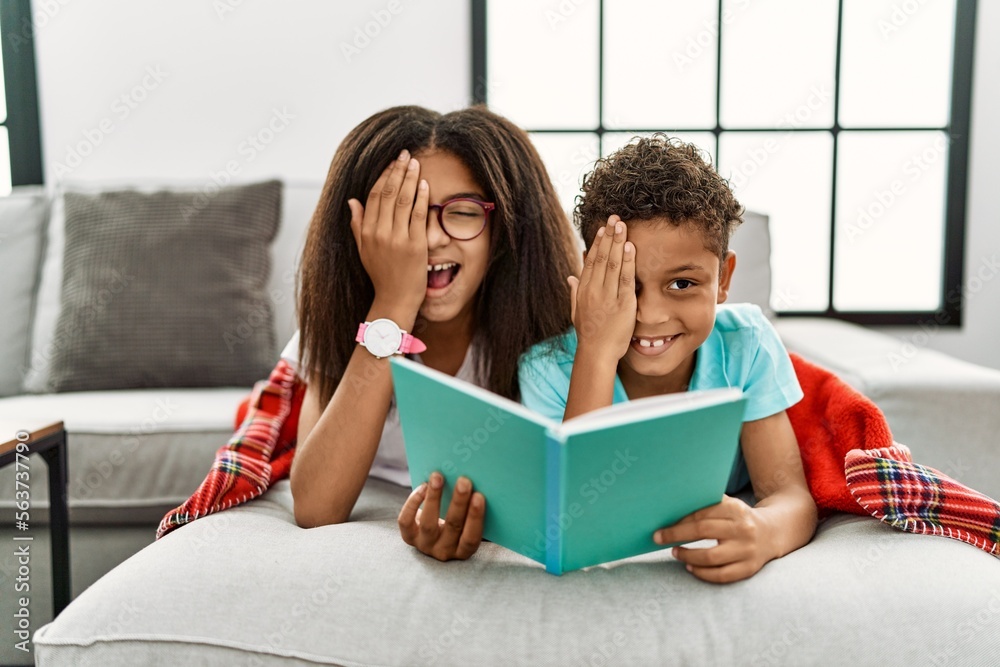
[519,135,817,583]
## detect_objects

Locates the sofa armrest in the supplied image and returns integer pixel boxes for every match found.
[774,317,1000,500]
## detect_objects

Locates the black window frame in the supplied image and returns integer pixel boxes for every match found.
[1,0,44,188]
[472,0,977,327]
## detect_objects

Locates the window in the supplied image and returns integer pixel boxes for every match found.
[1,0,45,193]
[473,0,976,326]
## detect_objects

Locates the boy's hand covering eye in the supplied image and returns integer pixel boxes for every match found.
[398,472,485,561]
[569,215,637,363]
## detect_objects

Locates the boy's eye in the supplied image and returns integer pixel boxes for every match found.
[667,279,696,291]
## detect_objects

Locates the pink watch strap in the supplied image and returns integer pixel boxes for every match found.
[398,332,427,354]
[355,321,427,355]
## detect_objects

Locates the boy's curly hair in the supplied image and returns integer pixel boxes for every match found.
[574,133,743,261]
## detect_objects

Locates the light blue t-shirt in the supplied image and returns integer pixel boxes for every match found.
[517,303,803,493]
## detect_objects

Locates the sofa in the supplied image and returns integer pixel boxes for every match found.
[2,181,999,666]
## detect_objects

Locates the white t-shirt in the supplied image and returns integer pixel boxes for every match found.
[280,331,482,487]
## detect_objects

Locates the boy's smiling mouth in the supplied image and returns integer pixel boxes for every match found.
[630,334,681,356]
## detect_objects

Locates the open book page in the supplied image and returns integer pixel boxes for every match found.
[392,357,555,428]
[556,393,747,573]
[390,357,553,564]
[558,387,744,437]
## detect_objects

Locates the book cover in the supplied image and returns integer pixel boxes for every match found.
[390,357,746,574]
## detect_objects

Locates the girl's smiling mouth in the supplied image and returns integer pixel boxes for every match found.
[427,261,461,294]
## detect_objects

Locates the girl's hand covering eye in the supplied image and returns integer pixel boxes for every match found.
[348,150,430,321]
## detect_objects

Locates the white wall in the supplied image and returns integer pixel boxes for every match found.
[33,0,470,184]
[31,0,999,370]
[872,0,1000,371]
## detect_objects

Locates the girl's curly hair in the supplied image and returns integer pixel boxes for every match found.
[574,133,743,261]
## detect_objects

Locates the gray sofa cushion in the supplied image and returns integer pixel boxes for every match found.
[727,210,774,319]
[33,478,1000,666]
[46,180,281,392]
[0,187,49,396]
[0,388,246,523]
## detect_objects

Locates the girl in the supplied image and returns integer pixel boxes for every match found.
[288,106,580,562]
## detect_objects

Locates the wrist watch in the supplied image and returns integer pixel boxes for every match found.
[356,318,427,358]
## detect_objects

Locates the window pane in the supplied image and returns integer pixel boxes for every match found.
[720,0,837,128]
[602,131,717,166]
[0,128,10,195]
[488,0,598,129]
[603,0,716,129]
[529,132,600,225]
[834,131,946,311]
[839,0,955,128]
[719,131,834,312]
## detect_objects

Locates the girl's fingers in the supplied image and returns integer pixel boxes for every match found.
[397,483,427,546]
[436,477,473,555]
[364,164,394,231]
[454,492,485,560]
[416,472,444,547]
[605,218,627,291]
[394,157,421,234]
[378,150,411,234]
[348,198,365,249]
[410,179,429,243]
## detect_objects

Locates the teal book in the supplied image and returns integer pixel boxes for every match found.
[389,357,747,575]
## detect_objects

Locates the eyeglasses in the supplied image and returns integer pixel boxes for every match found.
[427,198,495,241]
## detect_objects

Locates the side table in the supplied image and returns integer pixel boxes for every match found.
[0,420,71,616]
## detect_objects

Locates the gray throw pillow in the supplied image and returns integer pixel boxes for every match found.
[727,210,775,320]
[47,180,281,392]
[0,187,49,396]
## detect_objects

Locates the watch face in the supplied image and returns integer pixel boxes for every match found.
[363,319,403,358]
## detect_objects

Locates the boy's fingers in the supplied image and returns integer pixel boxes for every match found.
[437,477,473,555]
[590,217,616,287]
[567,276,579,323]
[580,219,608,287]
[604,218,626,290]
[397,483,427,546]
[619,241,636,298]
[687,561,755,584]
[672,542,745,568]
[454,492,486,560]
[654,519,733,546]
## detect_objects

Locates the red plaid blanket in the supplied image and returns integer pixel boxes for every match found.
[846,445,999,556]
[156,360,303,538]
[156,355,1000,558]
